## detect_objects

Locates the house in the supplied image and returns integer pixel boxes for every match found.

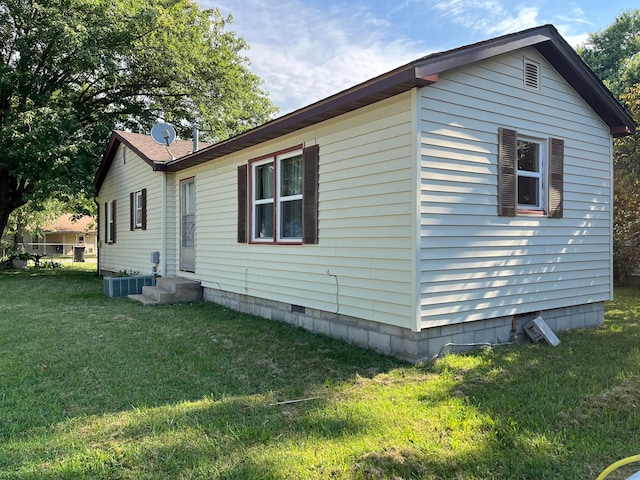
[38,214,98,257]
[94,25,635,362]
[2,214,97,258]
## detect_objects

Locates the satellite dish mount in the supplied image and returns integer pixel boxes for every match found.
[151,122,177,159]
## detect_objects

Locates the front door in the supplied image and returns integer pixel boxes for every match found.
[180,178,195,272]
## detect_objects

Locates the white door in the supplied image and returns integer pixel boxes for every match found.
[180,179,195,272]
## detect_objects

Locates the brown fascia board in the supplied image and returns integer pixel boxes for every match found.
[532,36,636,137]
[93,134,120,192]
[156,24,635,174]
[164,65,437,172]
[412,24,635,136]
[93,132,166,192]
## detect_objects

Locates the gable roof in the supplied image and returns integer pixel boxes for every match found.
[94,24,636,192]
[93,131,206,191]
[45,214,96,233]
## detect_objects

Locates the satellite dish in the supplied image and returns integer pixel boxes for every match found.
[151,123,176,146]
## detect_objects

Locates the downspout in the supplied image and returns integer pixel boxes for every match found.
[608,135,614,300]
[93,196,101,276]
[410,88,422,333]
[162,169,167,277]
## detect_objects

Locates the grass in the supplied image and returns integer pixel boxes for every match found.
[1,263,640,479]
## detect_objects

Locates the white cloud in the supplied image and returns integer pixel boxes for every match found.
[211,0,427,113]
[200,0,609,113]
[429,0,540,35]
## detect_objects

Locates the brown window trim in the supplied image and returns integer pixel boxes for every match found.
[248,145,303,245]
[238,144,318,245]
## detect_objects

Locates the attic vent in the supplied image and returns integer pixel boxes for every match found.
[524,58,541,90]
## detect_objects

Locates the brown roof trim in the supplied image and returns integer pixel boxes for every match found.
[163,25,634,173]
[164,65,437,172]
[95,24,635,185]
[94,131,204,191]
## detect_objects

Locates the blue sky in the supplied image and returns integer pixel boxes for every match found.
[196,0,638,114]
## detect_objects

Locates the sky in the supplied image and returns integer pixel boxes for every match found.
[196,0,638,115]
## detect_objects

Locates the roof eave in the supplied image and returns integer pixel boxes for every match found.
[165,66,437,172]
[93,132,171,192]
[97,25,635,182]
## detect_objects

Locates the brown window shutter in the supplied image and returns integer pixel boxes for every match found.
[112,200,117,243]
[303,144,319,244]
[548,138,564,218]
[129,192,134,230]
[141,188,147,230]
[237,164,247,243]
[498,128,517,217]
[104,202,109,242]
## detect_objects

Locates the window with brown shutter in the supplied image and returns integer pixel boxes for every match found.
[237,165,247,243]
[303,144,319,244]
[548,138,564,218]
[105,200,116,244]
[238,144,319,244]
[498,128,517,217]
[141,188,147,230]
[130,189,147,230]
[129,192,135,231]
[498,128,563,217]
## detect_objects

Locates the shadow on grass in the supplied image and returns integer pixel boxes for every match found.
[3,268,640,479]
[0,267,402,478]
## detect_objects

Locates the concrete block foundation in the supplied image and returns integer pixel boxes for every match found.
[203,286,604,363]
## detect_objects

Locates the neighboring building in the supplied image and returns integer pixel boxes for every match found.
[94,25,635,362]
[3,214,97,258]
[38,214,97,257]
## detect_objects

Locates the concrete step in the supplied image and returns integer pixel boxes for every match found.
[128,277,202,305]
[141,285,175,304]
[127,293,159,306]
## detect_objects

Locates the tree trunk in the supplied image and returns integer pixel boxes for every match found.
[0,210,10,246]
[0,169,28,243]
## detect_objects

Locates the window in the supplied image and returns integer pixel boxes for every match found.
[105,200,116,244]
[135,191,143,228]
[498,128,563,217]
[517,138,543,209]
[252,149,303,242]
[238,144,319,244]
[129,189,147,230]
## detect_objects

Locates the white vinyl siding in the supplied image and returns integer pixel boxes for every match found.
[174,94,416,329]
[97,145,164,275]
[418,48,613,328]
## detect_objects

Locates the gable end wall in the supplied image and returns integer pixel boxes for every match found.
[97,144,164,276]
[418,47,613,329]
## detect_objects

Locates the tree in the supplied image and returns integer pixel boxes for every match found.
[578,9,640,284]
[577,9,640,98]
[612,85,640,284]
[0,0,277,240]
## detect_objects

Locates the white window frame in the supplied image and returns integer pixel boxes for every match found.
[134,190,143,229]
[106,201,114,244]
[276,150,303,243]
[251,158,275,242]
[517,136,545,211]
[250,148,303,243]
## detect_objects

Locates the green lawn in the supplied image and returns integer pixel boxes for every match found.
[1,264,639,479]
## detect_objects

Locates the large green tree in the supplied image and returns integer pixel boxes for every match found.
[0,0,276,240]
[578,9,640,284]
[577,9,640,98]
